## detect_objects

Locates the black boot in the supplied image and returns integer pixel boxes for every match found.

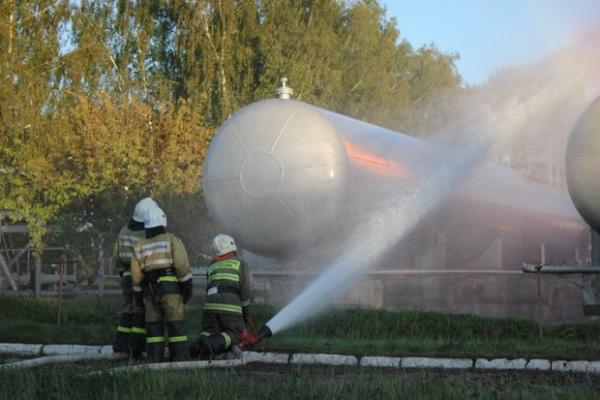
[188,335,210,359]
[167,320,189,361]
[113,312,133,353]
[205,333,228,359]
[146,321,165,363]
[130,312,146,359]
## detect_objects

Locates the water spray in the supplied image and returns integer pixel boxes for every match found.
[262,139,491,337]
[204,59,600,338]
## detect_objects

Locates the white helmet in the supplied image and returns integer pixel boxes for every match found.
[213,234,237,256]
[133,197,158,223]
[144,204,167,228]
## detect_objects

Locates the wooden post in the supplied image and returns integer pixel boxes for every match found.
[72,249,78,287]
[0,252,17,291]
[540,243,546,265]
[593,229,600,266]
[98,249,105,296]
[496,238,504,268]
[26,250,31,282]
[34,256,41,297]
[538,243,546,337]
[438,231,447,267]
[537,271,543,338]
[57,259,64,325]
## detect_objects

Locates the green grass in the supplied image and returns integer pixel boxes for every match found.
[2,296,600,399]
[0,363,599,400]
[1,295,600,359]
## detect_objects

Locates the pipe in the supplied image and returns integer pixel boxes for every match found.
[593,229,600,266]
[522,263,600,274]
[0,352,125,369]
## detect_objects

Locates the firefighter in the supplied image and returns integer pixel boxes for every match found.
[131,204,193,362]
[112,197,157,358]
[190,234,252,359]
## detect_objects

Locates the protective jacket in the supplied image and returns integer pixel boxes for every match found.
[131,232,192,362]
[203,253,251,317]
[112,223,146,356]
[131,232,192,288]
[192,253,251,358]
[114,224,145,274]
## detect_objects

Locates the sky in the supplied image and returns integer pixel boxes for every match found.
[382,0,600,85]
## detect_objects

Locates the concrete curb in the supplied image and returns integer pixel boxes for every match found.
[290,353,358,366]
[552,360,600,373]
[360,356,401,368]
[2,343,600,374]
[475,358,527,370]
[525,359,551,371]
[403,357,472,369]
[242,351,290,365]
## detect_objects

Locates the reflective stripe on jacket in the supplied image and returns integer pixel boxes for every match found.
[203,256,251,316]
[131,233,191,288]
[113,226,145,272]
[207,259,241,287]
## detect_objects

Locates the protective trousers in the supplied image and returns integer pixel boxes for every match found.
[113,273,145,356]
[143,286,188,362]
[198,312,245,357]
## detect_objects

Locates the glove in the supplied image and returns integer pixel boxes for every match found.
[179,280,193,304]
[242,306,250,324]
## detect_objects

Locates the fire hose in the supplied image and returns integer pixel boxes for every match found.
[239,319,272,349]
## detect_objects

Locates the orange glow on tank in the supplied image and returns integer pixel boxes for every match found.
[344,141,411,180]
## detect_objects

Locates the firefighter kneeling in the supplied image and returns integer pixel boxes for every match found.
[131,205,193,362]
[189,234,251,360]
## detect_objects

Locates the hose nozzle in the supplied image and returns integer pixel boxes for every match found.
[257,325,272,342]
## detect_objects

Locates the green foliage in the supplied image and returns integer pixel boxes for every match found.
[0,0,462,256]
[0,0,73,251]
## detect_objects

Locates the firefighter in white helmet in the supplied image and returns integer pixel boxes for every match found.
[190,234,252,359]
[130,204,193,362]
[112,197,157,358]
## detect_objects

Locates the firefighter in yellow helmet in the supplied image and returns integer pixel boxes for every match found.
[190,234,252,359]
[112,197,157,358]
[131,204,193,362]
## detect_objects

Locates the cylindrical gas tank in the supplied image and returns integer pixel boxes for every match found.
[566,96,600,231]
[203,99,439,257]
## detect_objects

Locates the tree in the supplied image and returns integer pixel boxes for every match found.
[0,0,72,250]
[49,92,209,263]
[336,0,407,124]
[255,0,345,106]
[1,0,463,258]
